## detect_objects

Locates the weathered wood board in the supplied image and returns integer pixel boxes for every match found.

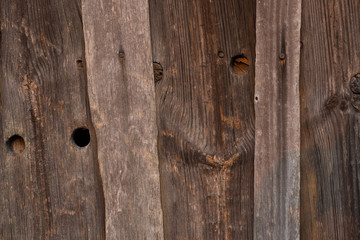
[254,0,301,239]
[82,0,164,239]
[0,0,105,239]
[150,0,256,239]
[1,0,360,239]
[300,0,360,239]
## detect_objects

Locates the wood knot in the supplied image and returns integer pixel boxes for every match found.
[7,135,25,155]
[325,94,339,110]
[339,99,349,111]
[76,59,83,69]
[231,55,249,75]
[153,62,163,83]
[279,52,286,65]
[218,51,225,58]
[350,73,360,94]
[351,95,360,112]
[118,51,125,60]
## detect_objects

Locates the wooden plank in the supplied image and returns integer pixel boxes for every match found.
[0,0,105,239]
[150,0,256,239]
[81,0,164,239]
[254,0,301,239]
[300,0,360,239]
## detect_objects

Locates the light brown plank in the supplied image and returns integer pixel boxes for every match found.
[254,0,301,239]
[82,0,164,239]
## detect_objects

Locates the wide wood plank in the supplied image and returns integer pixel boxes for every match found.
[150,0,256,239]
[254,0,301,239]
[300,0,360,239]
[0,0,105,239]
[82,0,164,239]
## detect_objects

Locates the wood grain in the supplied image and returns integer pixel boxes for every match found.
[82,0,164,239]
[300,0,360,239]
[150,0,256,239]
[0,0,105,239]
[254,0,301,239]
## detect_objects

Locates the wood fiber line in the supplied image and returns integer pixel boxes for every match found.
[82,0,164,239]
[300,0,360,239]
[150,0,255,239]
[0,0,105,239]
[254,0,301,239]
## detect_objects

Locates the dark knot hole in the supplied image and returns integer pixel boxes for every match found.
[72,127,90,148]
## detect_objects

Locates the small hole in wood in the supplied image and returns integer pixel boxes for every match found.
[72,127,90,148]
[7,135,25,154]
[279,53,286,60]
[76,59,83,69]
[231,55,249,75]
[218,51,225,58]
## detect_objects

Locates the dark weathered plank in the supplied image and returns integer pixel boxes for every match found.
[150,0,255,239]
[300,0,360,239]
[82,0,164,239]
[254,0,301,239]
[0,0,105,239]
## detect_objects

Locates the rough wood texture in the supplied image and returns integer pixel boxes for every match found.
[0,0,105,239]
[150,0,255,239]
[300,0,360,239]
[82,0,164,239]
[254,0,301,239]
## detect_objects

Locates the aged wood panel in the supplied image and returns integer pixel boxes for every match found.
[300,0,360,239]
[82,0,164,239]
[0,0,105,239]
[254,0,301,239]
[150,0,255,239]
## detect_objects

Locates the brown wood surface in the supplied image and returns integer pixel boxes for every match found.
[0,0,105,239]
[150,0,256,239]
[1,0,359,239]
[82,0,164,239]
[300,0,360,239]
[254,0,301,239]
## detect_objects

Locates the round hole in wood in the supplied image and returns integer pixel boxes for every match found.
[231,55,249,75]
[218,51,225,58]
[72,127,90,147]
[76,59,83,68]
[7,135,25,154]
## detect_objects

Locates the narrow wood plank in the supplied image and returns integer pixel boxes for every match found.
[150,0,256,239]
[254,0,301,239]
[0,0,105,239]
[300,0,360,239]
[82,0,164,239]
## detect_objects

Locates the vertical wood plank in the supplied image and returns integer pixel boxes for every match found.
[254,0,301,239]
[82,0,164,239]
[150,0,256,239]
[0,0,105,239]
[300,0,360,239]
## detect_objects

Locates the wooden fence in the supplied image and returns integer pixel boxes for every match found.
[0,0,359,239]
